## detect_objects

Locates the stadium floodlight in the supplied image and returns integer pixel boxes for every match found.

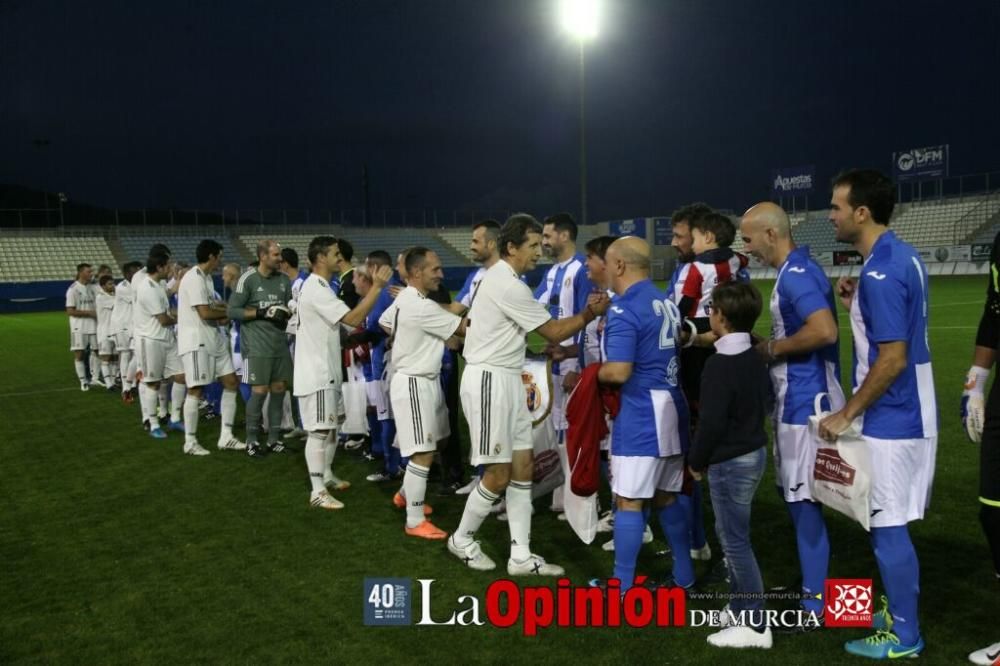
[559,0,599,40]
[558,0,600,225]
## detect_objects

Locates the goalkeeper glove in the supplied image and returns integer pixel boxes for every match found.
[256,304,291,330]
[961,365,990,443]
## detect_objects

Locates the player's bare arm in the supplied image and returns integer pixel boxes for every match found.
[819,340,907,440]
[757,308,837,361]
[341,265,392,329]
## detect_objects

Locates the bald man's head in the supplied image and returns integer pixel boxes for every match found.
[606,236,651,294]
[742,202,791,238]
[739,202,793,268]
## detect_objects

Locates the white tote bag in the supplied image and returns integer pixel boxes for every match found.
[808,393,873,531]
[558,441,599,544]
[341,379,369,436]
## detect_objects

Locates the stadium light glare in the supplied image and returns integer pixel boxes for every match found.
[559,0,599,40]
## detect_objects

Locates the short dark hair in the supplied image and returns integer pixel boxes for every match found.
[196,239,224,264]
[366,250,392,268]
[473,219,501,240]
[671,202,713,226]
[499,213,543,258]
[280,247,299,268]
[307,236,338,265]
[122,261,142,279]
[711,282,762,334]
[76,262,91,275]
[146,252,169,275]
[148,243,172,257]
[336,238,354,263]
[99,274,115,287]
[691,212,736,248]
[97,264,111,274]
[832,169,896,226]
[404,246,433,275]
[543,212,578,241]
[584,235,618,261]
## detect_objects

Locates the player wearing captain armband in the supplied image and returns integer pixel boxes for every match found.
[227,239,293,458]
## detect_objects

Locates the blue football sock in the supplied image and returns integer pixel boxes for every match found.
[381,420,399,473]
[678,484,708,550]
[613,509,645,591]
[369,414,383,456]
[786,500,829,615]
[659,501,695,588]
[238,382,251,403]
[871,526,921,644]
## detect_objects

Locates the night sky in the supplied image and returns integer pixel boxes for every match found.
[2,0,998,221]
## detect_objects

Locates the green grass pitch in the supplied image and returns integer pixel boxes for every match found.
[0,276,995,664]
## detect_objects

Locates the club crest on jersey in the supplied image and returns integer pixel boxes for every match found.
[666,356,679,387]
[522,372,541,412]
[564,277,571,288]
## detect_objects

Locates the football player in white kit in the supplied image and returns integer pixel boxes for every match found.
[295,236,392,510]
[112,262,143,402]
[379,247,465,540]
[176,240,247,456]
[134,252,187,439]
[66,263,98,390]
[448,214,609,575]
[95,274,119,390]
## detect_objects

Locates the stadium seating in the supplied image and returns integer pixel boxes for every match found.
[0,236,118,283]
[239,227,470,267]
[889,197,983,247]
[118,229,245,266]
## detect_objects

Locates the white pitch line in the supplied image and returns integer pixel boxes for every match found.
[0,386,80,398]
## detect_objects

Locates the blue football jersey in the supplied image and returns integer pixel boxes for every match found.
[602,279,689,457]
[770,246,844,425]
[850,231,937,439]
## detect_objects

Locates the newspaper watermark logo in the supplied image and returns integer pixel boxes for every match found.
[363,578,411,626]
[824,578,873,628]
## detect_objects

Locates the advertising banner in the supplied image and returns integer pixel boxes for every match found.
[771,166,815,195]
[892,145,949,181]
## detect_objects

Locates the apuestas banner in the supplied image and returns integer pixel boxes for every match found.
[917,245,971,263]
[892,144,949,181]
[771,166,815,195]
[653,217,672,245]
[609,218,647,238]
[833,250,863,266]
[972,244,993,261]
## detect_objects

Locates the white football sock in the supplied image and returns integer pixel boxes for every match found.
[89,352,100,383]
[323,431,339,482]
[403,461,431,528]
[125,354,137,387]
[157,384,169,418]
[74,360,87,382]
[454,481,500,548]
[507,480,533,561]
[170,383,186,422]
[183,395,200,445]
[305,432,328,493]
[118,350,131,387]
[101,362,112,386]
[141,384,161,431]
[219,389,237,441]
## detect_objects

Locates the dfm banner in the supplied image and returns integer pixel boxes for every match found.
[893,144,949,181]
[608,218,647,238]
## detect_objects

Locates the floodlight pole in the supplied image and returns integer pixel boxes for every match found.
[578,40,588,227]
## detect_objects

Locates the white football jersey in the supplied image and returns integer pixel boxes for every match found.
[293,273,351,396]
[177,266,225,355]
[379,286,460,379]
[463,260,550,370]
[130,267,148,332]
[96,291,115,340]
[65,281,97,334]
[287,272,307,335]
[110,279,134,334]
[134,275,173,342]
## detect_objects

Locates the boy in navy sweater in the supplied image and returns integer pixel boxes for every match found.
[687,281,773,650]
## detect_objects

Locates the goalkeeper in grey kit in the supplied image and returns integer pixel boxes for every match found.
[228,239,294,457]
